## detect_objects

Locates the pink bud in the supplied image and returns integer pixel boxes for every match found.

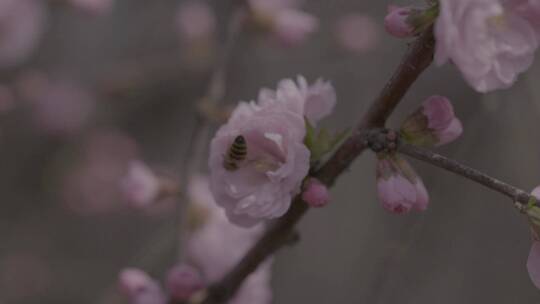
[376,156,429,214]
[120,160,161,208]
[118,268,166,304]
[384,5,414,38]
[273,9,318,46]
[528,241,540,289]
[422,96,463,146]
[302,178,330,208]
[166,264,205,301]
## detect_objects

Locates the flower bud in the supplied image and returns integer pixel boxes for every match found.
[400,95,463,147]
[376,154,429,214]
[384,5,415,38]
[120,160,161,208]
[118,268,166,304]
[166,263,205,301]
[302,178,330,208]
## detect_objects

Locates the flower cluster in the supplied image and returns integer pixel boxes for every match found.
[376,96,463,214]
[209,76,335,227]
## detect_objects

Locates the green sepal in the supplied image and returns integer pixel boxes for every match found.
[304,117,350,163]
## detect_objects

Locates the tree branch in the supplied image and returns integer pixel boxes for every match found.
[192,28,436,304]
[398,142,534,206]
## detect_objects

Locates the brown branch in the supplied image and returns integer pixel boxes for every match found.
[398,142,534,206]
[187,28,436,304]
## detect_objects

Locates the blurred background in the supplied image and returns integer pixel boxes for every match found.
[1,0,540,303]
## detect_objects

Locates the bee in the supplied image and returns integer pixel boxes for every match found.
[223,135,247,171]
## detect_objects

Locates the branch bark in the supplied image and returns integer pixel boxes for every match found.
[397,142,534,206]
[191,28,436,304]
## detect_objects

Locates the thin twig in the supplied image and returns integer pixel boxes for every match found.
[397,143,534,206]
[192,28,436,304]
[176,7,247,259]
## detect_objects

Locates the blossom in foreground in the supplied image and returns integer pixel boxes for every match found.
[118,268,166,304]
[184,176,272,304]
[435,0,539,92]
[335,13,379,53]
[209,76,335,226]
[400,95,463,147]
[248,0,318,46]
[0,0,47,68]
[376,154,429,214]
[302,178,330,208]
[384,5,415,38]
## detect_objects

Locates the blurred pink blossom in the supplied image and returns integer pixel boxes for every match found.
[176,1,216,42]
[120,160,161,208]
[16,72,95,137]
[335,14,379,53]
[118,268,166,304]
[401,95,463,147]
[249,0,318,46]
[209,76,335,226]
[384,5,415,38]
[61,131,139,215]
[376,155,429,214]
[165,263,205,301]
[185,176,272,304]
[302,177,330,208]
[435,0,539,92]
[0,0,46,68]
[69,0,114,15]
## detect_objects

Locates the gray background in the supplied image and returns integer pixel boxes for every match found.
[1,0,540,303]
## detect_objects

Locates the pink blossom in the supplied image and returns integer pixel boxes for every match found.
[0,0,46,68]
[528,240,540,289]
[209,76,335,226]
[120,160,161,208]
[401,95,463,147]
[248,0,318,46]
[185,176,272,304]
[435,0,539,92]
[165,263,204,301]
[335,14,379,53]
[273,9,318,46]
[376,156,429,214]
[384,5,415,38]
[302,178,330,208]
[176,1,216,41]
[118,268,166,304]
[69,0,114,15]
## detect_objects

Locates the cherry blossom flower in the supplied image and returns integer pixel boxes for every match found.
[209,76,335,226]
[0,0,46,68]
[335,14,379,53]
[302,177,330,208]
[384,5,415,38]
[184,176,272,304]
[435,0,539,92]
[401,95,463,147]
[118,268,166,304]
[376,155,429,214]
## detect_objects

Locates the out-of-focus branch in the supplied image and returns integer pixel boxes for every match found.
[189,28,436,304]
[175,6,247,259]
